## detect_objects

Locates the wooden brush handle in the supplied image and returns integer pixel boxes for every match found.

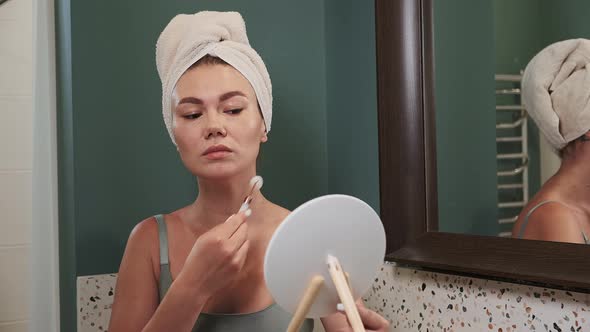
[328,256,365,332]
[286,275,324,332]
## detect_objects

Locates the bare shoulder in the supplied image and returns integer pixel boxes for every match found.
[109,216,161,331]
[123,216,162,275]
[518,202,586,243]
[128,216,159,252]
[130,216,159,239]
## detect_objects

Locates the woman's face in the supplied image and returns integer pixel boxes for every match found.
[172,64,267,179]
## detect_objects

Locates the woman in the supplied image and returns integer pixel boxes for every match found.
[512,39,590,244]
[108,11,390,332]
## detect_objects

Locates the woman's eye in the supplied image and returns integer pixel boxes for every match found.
[183,113,202,120]
[225,109,243,115]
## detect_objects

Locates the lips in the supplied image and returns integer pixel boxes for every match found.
[203,144,233,156]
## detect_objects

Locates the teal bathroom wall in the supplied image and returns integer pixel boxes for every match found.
[540,0,590,43]
[493,0,543,234]
[433,0,499,235]
[56,1,379,330]
[62,0,330,275]
[325,0,379,212]
[493,0,544,74]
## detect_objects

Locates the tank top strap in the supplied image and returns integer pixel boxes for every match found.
[517,200,556,239]
[518,201,589,244]
[155,214,173,301]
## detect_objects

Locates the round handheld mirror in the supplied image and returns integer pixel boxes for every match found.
[264,195,386,318]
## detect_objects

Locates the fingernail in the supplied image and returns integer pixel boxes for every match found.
[336,303,344,312]
[245,209,252,217]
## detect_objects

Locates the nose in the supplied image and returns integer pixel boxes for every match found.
[204,112,227,139]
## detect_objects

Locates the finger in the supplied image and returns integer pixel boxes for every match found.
[356,299,366,308]
[336,300,365,313]
[356,305,389,330]
[231,239,250,270]
[227,220,249,253]
[218,211,249,237]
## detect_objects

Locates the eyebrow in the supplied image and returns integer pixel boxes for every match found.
[178,91,247,105]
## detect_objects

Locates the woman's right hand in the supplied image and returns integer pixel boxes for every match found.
[177,211,251,298]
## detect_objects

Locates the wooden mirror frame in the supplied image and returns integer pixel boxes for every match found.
[375,0,590,292]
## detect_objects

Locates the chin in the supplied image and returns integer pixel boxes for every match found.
[192,163,245,180]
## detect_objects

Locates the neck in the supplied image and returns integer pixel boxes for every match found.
[553,151,590,210]
[185,169,266,230]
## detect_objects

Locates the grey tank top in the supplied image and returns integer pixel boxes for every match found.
[517,201,590,244]
[154,214,315,332]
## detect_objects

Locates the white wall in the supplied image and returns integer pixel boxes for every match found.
[31,0,60,330]
[0,0,33,331]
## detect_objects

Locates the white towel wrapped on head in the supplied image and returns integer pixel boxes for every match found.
[522,38,590,153]
[156,11,272,145]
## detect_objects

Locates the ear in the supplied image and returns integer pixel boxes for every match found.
[260,121,268,143]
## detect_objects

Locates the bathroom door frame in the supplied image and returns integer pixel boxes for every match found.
[375,0,590,292]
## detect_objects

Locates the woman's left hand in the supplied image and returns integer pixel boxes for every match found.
[322,301,390,332]
[355,303,390,332]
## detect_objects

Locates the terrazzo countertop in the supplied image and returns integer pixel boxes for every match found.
[77,274,117,332]
[77,264,590,331]
[364,263,590,331]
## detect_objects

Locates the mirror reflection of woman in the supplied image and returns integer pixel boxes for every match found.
[108,11,389,332]
[513,39,590,244]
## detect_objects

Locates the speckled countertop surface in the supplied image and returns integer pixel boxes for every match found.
[364,264,589,331]
[77,265,590,331]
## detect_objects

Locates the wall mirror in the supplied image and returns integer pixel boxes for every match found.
[376,0,590,292]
